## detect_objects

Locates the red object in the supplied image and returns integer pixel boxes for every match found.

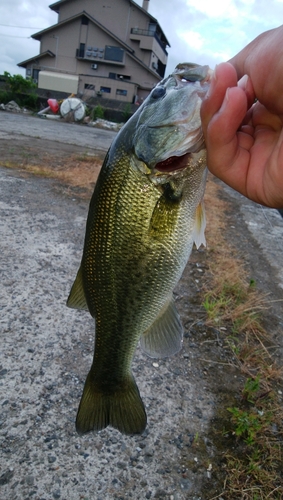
[47,98,59,114]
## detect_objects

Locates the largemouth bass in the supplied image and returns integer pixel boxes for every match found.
[67,63,212,435]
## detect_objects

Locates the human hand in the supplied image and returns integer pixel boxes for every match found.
[229,27,283,115]
[201,27,283,208]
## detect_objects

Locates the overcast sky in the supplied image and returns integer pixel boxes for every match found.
[0,0,282,77]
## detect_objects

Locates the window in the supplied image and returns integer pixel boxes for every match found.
[78,43,85,58]
[117,74,131,81]
[109,72,116,79]
[104,46,124,62]
[100,86,111,93]
[116,89,127,96]
[84,84,95,90]
[32,69,40,80]
[81,15,89,25]
[148,23,157,34]
[26,68,31,76]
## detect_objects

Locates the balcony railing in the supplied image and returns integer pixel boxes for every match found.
[130,28,168,55]
[131,28,155,36]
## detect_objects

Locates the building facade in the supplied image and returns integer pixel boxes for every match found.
[18,0,170,103]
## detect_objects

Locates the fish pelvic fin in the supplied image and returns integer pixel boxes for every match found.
[140,297,183,358]
[193,201,206,249]
[66,266,89,311]
[76,372,147,435]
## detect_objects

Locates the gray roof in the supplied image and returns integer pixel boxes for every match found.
[18,50,55,68]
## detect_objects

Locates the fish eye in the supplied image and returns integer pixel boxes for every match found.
[151,86,166,99]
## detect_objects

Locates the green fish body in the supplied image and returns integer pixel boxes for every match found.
[67,63,212,435]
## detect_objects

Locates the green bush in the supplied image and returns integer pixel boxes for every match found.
[0,72,39,110]
[122,103,132,122]
[92,105,104,120]
[20,93,39,110]
[0,90,15,104]
[4,71,37,94]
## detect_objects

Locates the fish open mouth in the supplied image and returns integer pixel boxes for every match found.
[155,152,191,173]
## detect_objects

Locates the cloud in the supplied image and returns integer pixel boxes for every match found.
[178,30,205,51]
[0,0,281,78]
[149,0,282,75]
[0,0,57,75]
[185,0,238,19]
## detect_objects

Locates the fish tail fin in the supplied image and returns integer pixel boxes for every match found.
[76,372,147,435]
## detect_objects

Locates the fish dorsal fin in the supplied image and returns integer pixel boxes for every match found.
[140,297,183,358]
[193,201,206,249]
[67,266,89,311]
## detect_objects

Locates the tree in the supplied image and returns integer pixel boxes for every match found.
[4,72,37,94]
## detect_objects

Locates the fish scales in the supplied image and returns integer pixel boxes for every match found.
[67,63,212,435]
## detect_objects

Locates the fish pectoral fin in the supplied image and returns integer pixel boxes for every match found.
[66,266,89,311]
[193,201,206,249]
[140,297,183,359]
[76,372,147,435]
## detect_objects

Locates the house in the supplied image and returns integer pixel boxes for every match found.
[18,0,170,103]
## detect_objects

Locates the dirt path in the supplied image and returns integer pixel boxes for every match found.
[0,112,282,500]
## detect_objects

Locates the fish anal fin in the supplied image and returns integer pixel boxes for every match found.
[140,297,183,359]
[67,266,89,311]
[193,201,206,249]
[76,372,147,435]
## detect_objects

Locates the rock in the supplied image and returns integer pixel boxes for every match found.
[180,478,193,491]
[25,475,34,486]
[0,469,14,485]
[5,101,21,112]
[0,368,8,377]
[89,118,121,131]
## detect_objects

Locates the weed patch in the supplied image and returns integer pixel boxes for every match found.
[3,153,103,197]
[203,179,283,499]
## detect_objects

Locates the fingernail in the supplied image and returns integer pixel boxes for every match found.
[224,87,230,103]
[206,65,218,98]
[212,64,219,81]
[238,74,248,90]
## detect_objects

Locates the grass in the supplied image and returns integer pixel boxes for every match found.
[203,179,283,499]
[3,152,103,197]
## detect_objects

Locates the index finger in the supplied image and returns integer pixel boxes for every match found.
[201,63,238,132]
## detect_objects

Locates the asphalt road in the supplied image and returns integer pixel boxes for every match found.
[222,183,283,290]
[0,111,116,153]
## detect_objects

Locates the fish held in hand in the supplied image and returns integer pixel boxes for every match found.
[67,63,212,435]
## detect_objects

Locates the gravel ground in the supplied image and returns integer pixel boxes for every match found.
[1,166,233,500]
[0,112,282,500]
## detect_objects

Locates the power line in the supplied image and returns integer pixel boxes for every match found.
[0,34,31,38]
[0,23,41,29]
